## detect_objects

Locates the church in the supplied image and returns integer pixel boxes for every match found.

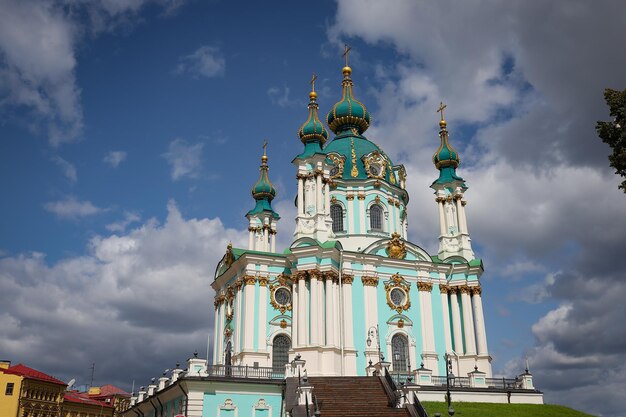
[123,52,542,417]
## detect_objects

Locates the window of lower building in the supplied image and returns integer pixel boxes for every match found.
[391,334,410,371]
[272,335,291,373]
[5,382,14,395]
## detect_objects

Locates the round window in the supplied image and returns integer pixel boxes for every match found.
[389,288,406,307]
[330,165,340,177]
[274,287,291,306]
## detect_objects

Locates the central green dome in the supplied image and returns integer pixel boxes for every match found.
[323,132,396,183]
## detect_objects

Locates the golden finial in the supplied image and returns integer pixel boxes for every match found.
[262,140,268,163]
[309,72,318,100]
[437,101,447,128]
[342,44,352,76]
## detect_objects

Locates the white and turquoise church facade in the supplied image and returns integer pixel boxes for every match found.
[212,63,490,380]
[123,59,542,417]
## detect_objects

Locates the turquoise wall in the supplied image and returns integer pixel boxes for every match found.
[202,388,282,417]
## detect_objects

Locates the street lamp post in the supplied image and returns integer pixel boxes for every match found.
[445,353,455,416]
[366,325,383,362]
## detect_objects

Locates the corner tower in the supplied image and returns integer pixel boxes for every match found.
[293,74,334,242]
[247,143,280,252]
[431,103,474,260]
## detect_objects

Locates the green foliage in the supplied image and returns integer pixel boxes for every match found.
[422,402,597,417]
[596,88,626,193]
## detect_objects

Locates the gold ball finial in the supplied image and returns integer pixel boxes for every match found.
[342,66,352,76]
[309,91,318,100]
[439,119,447,128]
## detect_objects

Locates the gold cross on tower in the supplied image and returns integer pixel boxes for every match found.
[262,140,268,154]
[342,44,352,67]
[437,102,447,121]
[310,72,317,92]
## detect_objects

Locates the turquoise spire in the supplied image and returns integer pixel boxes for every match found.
[298,73,328,146]
[247,143,280,219]
[432,103,465,188]
[326,47,371,135]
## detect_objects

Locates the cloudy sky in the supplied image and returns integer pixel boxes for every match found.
[1,1,625,415]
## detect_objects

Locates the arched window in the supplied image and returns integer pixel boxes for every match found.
[331,204,344,233]
[272,335,291,373]
[370,204,383,231]
[391,334,410,371]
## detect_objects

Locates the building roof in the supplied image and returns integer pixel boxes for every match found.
[91,384,130,397]
[2,363,66,385]
[65,391,113,407]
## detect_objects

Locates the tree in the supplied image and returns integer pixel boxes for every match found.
[596,88,626,193]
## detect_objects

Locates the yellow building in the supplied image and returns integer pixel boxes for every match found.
[0,361,66,417]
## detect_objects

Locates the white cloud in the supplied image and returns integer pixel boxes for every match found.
[330,2,626,414]
[267,86,301,108]
[162,138,203,180]
[103,150,127,168]
[0,0,185,145]
[105,211,141,233]
[51,156,77,183]
[44,196,104,219]
[175,45,225,78]
[0,201,246,388]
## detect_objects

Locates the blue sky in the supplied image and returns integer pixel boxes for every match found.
[1,1,625,416]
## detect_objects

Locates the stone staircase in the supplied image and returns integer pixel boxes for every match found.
[306,376,411,417]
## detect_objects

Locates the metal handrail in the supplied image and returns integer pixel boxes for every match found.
[412,393,429,417]
[206,364,284,380]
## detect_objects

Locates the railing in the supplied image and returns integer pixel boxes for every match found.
[390,371,414,386]
[430,376,470,387]
[412,393,429,417]
[485,377,521,389]
[206,365,284,380]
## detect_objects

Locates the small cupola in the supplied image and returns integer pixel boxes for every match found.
[298,73,328,145]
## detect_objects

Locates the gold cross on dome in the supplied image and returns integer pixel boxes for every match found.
[437,102,447,120]
[342,44,352,67]
[262,140,268,155]
[310,73,317,92]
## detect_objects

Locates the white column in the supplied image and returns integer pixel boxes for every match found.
[292,280,299,347]
[310,274,319,345]
[332,279,340,347]
[316,172,322,213]
[318,275,325,345]
[248,226,254,250]
[342,276,354,349]
[450,288,464,354]
[298,177,304,215]
[258,280,268,352]
[437,199,446,236]
[243,278,256,351]
[472,288,489,356]
[418,284,436,353]
[325,275,335,346]
[358,188,366,233]
[346,192,354,234]
[456,197,468,234]
[324,182,330,213]
[298,274,307,346]
[440,286,453,354]
[460,286,477,355]
[271,230,276,253]
[214,300,224,363]
[263,227,269,252]
[234,286,243,354]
